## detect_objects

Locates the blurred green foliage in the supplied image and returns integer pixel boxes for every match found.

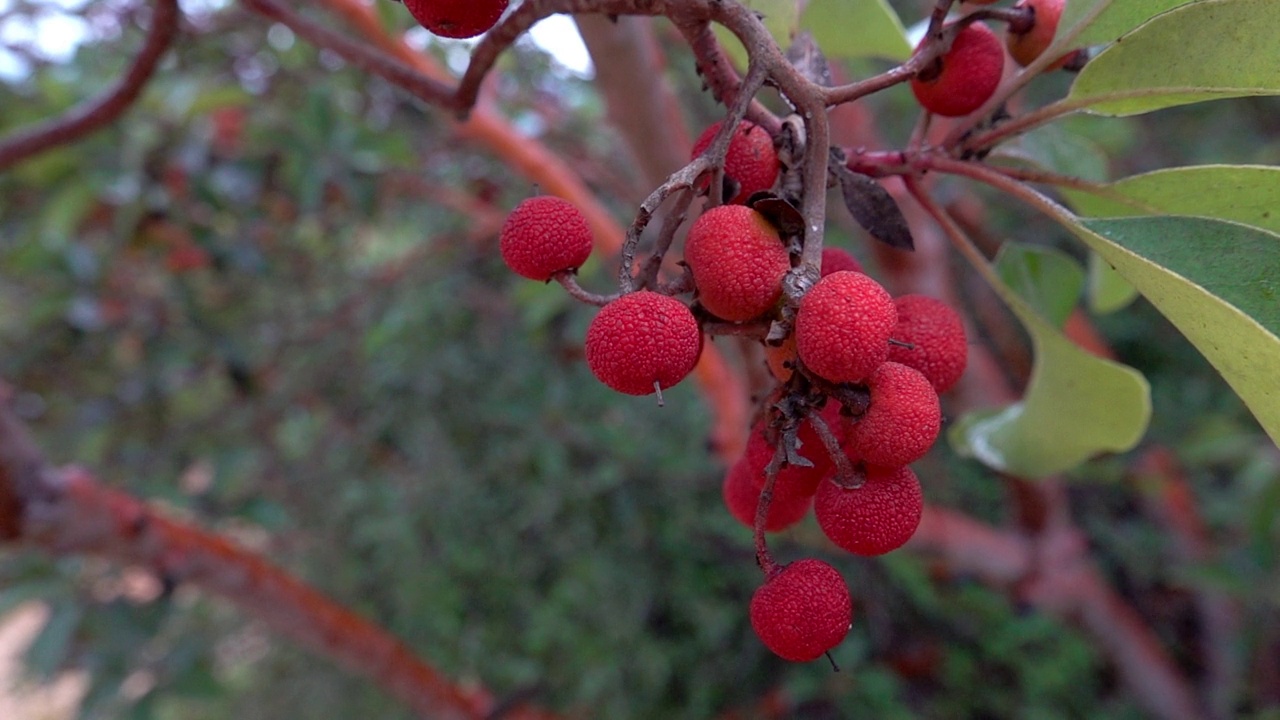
[0,2,1277,719]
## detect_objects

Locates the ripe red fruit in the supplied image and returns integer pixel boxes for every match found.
[691,121,780,204]
[846,363,941,467]
[1007,0,1068,68]
[910,23,1005,117]
[888,294,968,393]
[750,558,852,661]
[794,271,896,384]
[403,0,508,39]
[722,459,812,532]
[685,206,789,322]
[820,246,864,277]
[585,291,701,396]
[500,196,593,281]
[815,466,924,556]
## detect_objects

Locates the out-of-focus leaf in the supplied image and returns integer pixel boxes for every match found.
[989,124,1109,182]
[1066,0,1198,47]
[713,0,801,69]
[799,0,911,61]
[1087,252,1139,313]
[994,243,1085,328]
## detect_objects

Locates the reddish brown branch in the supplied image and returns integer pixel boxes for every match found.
[0,0,180,172]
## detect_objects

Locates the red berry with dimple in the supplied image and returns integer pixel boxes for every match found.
[685,206,789,322]
[910,23,1005,117]
[691,121,780,204]
[722,459,812,532]
[795,271,896,384]
[847,363,941,467]
[403,0,507,39]
[815,466,924,556]
[585,291,701,396]
[500,196,593,281]
[750,559,852,662]
[821,247,864,277]
[889,294,968,393]
[1007,0,1068,68]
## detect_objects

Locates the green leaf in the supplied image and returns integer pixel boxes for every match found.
[1071,0,1200,46]
[990,124,1109,183]
[713,0,801,69]
[951,250,1151,478]
[799,0,911,61]
[1068,0,1280,116]
[994,243,1086,328]
[1068,165,1280,234]
[1087,252,1140,313]
[1070,215,1280,444]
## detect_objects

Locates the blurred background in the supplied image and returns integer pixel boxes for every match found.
[0,0,1278,718]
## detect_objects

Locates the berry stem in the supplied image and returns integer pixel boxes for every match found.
[806,410,862,489]
[552,271,618,307]
[636,188,695,290]
[753,443,787,576]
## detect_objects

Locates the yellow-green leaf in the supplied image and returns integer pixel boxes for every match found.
[799,0,911,61]
[1087,252,1140,313]
[713,0,801,69]
[1067,165,1280,234]
[1069,0,1199,47]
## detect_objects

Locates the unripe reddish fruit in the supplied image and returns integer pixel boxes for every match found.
[691,121,780,204]
[722,459,812,532]
[795,271,897,384]
[821,247,864,277]
[846,363,941,467]
[500,196,593,281]
[888,294,969,393]
[403,0,507,39]
[764,335,797,382]
[1007,0,1068,68]
[815,466,924,556]
[910,23,1005,117]
[685,206,789,322]
[750,559,852,662]
[585,291,701,396]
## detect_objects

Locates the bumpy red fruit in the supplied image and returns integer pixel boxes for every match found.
[722,459,812,532]
[846,363,941,467]
[691,121,780,204]
[685,205,789,322]
[750,559,852,661]
[403,0,507,39]
[585,291,701,396]
[500,196,593,281]
[910,23,1005,117]
[821,247,864,277]
[1007,0,1068,68]
[888,294,968,393]
[815,466,924,556]
[795,271,896,384]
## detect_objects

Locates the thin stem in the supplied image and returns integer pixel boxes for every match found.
[552,272,618,306]
[753,443,786,576]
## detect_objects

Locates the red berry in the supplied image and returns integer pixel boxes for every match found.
[1007,0,1068,68]
[685,206,790,322]
[740,420,831,499]
[910,23,1005,117]
[403,0,508,39]
[750,559,852,661]
[795,271,896,384]
[888,295,968,393]
[585,291,701,396]
[821,247,864,277]
[722,458,812,532]
[500,196,593,281]
[815,466,924,556]
[691,121,780,204]
[846,363,941,467]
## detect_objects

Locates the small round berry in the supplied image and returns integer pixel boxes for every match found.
[815,466,924,556]
[910,23,1005,117]
[685,205,789,322]
[750,559,852,662]
[821,247,864,277]
[691,121,780,204]
[1007,0,1068,68]
[846,363,941,467]
[888,294,968,394]
[722,459,812,532]
[795,271,897,384]
[585,291,701,396]
[500,196,593,281]
[403,0,508,39]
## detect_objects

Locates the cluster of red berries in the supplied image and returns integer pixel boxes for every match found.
[402,0,507,39]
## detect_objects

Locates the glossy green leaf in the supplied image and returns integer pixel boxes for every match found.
[1069,215,1280,444]
[1071,0,1199,46]
[713,0,801,69]
[994,243,1086,327]
[1087,252,1140,313]
[1068,165,1280,234]
[951,250,1151,478]
[799,0,911,61]
[1068,0,1280,116]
